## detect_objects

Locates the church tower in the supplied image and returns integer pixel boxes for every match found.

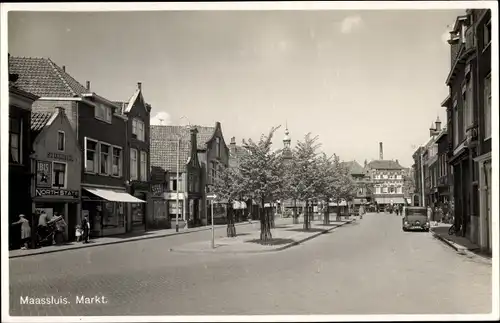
[282,121,293,160]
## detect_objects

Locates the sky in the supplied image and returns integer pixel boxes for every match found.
[8,8,465,167]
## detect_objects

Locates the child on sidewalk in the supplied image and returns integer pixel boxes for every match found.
[75,225,83,242]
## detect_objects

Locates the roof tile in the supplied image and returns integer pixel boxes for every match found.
[368,160,404,170]
[30,112,53,132]
[9,56,88,98]
[150,125,216,172]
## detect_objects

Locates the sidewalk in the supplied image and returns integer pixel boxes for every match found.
[430,224,492,264]
[170,218,355,254]
[8,220,260,259]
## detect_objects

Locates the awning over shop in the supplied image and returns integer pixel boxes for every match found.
[232,201,248,209]
[328,201,347,207]
[83,187,146,203]
[375,197,405,204]
[353,198,367,205]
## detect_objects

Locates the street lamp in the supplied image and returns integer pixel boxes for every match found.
[175,116,191,232]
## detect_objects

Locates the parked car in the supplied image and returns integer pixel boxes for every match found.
[402,206,430,232]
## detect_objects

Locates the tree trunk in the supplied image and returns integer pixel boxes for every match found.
[292,199,299,224]
[270,205,275,229]
[323,207,330,225]
[226,203,236,237]
[260,201,272,243]
[303,201,310,230]
[336,200,341,222]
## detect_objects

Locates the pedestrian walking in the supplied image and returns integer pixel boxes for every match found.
[12,214,31,250]
[81,214,90,243]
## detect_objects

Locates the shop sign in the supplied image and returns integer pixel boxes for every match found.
[36,188,79,198]
[36,161,52,188]
[47,152,74,162]
[151,184,164,197]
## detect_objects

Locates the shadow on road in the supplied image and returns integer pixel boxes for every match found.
[246,238,296,246]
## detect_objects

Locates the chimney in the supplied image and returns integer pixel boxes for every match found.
[435,116,442,132]
[379,142,383,160]
[189,127,198,156]
[230,136,236,151]
[62,66,66,72]
[429,121,437,136]
[86,81,91,91]
[55,106,66,115]
[137,82,142,91]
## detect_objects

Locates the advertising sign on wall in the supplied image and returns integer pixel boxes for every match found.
[36,161,52,188]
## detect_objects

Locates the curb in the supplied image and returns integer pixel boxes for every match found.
[9,221,259,259]
[431,232,492,265]
[431,231,467,254]
[170,220,354,254]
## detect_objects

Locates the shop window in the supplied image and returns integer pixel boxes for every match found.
[57,131,65,152]
[53,162,66,188]
[9,116,22,164]
[169,200,183,216]
[130,148,138,180]
[112,147,123,177]
[100,143,111,175]
[85,138,98,173]
[102,202,125,228]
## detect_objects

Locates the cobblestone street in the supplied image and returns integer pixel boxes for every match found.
[9,213,491,316]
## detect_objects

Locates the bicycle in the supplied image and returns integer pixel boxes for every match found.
[448,217,461,236]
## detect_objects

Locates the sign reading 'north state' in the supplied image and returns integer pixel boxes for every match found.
[36,188,79,198]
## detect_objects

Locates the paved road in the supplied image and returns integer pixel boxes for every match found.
[9,213,491,316]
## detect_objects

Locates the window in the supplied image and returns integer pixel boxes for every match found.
[210,161,217,183]
[130,148,138,180]
[100,143,111,175]
[453,100,459,147]
[53,162,66,188]
[140,151,148,181]
[382,186,388,193]
[484,20,491,48]
[397,187,402,194]
[132,119,145,141]
[484,73,491,139]
[375,187,381,194]
[112,147,122,177]
[57,131,65,152]
[95,103,112,123]
[389,187,395,194]
[462,76,474,135]
[85,138,98,173]
[216,137,221,158]
[9,117,22,164]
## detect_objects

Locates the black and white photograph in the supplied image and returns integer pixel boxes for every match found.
[1,1,498,321]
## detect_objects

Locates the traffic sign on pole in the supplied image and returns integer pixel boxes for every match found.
[207,194,218,200]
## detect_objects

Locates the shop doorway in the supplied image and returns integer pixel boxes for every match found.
[131,192,147,231]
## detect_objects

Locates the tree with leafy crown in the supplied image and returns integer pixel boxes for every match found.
[211,161,245,237]
[289,133,323,230]
[239,126,283,243]
[315,153,341,225]
[331,159,357,221]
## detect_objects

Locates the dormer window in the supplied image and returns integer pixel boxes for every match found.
[95,103,112,123]
[132,118,145,141]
